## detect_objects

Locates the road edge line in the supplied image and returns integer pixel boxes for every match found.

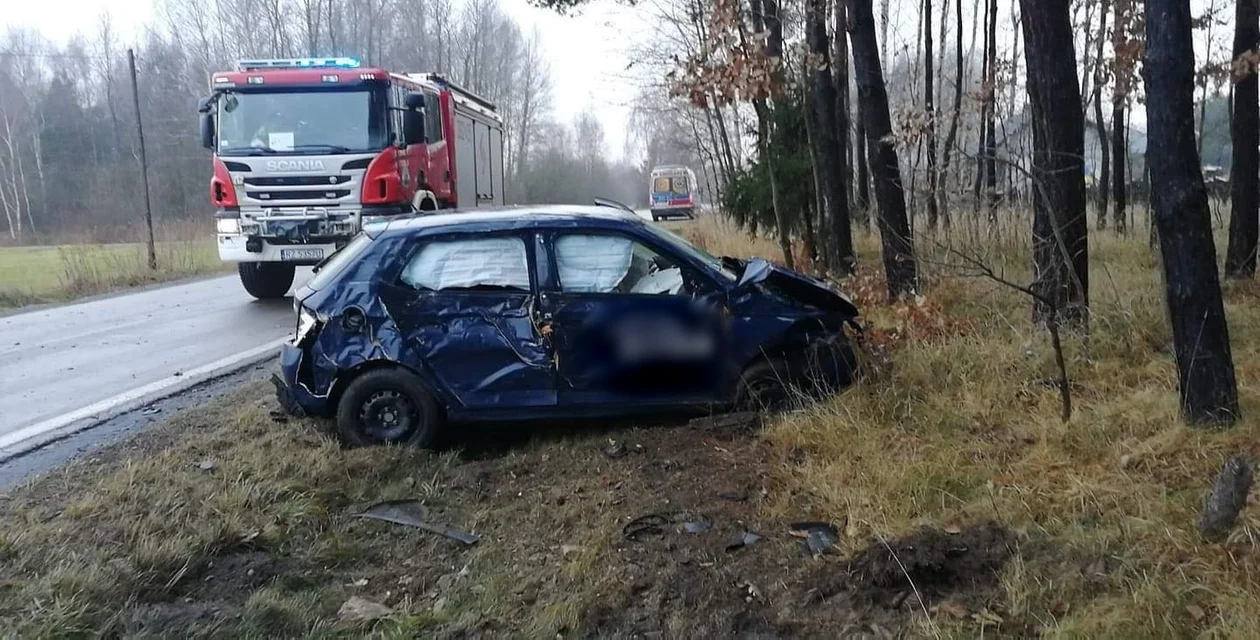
[0,337,289,462]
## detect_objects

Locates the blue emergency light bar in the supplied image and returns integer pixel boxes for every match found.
[235,57,362,71]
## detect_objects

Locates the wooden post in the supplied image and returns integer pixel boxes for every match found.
[128,48,157,271]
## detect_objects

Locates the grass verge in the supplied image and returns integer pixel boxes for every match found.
[0,240,229,311]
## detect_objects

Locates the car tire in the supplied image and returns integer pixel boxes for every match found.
[336,368,442,448]
[805,336,860,395]
[734,358,792,411]
[238,262,295,300]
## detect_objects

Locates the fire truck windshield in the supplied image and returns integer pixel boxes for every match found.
[216,88,389,156]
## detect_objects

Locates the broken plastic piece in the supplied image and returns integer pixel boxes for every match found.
[682,517,713,534]
[789,521,839,557]
[725,531,762,552]
[623,511,708,541]
[354,500,479,545]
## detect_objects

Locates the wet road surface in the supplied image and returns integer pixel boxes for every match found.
[0,274,303,439]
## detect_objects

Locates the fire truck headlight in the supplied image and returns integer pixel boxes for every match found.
[216,218,242,235]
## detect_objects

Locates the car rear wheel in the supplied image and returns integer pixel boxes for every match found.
[336,368,441,448]
[238,262,295,300]
[734,358,792,411]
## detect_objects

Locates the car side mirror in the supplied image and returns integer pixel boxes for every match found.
[403,109,426,145]
[198,112,215,150]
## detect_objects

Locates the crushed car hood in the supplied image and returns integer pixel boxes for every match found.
[736,258,859,317]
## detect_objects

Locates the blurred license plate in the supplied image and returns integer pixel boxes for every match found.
[281,248,324,261]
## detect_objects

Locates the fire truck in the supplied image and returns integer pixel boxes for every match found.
[197,57,506,299]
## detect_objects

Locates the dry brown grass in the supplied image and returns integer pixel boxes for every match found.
[2,211,1259,637]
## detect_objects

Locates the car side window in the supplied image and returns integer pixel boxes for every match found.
[554,234,688,296]
[401,236,530,292]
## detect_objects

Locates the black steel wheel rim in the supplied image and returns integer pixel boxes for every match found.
[359,390,419,442]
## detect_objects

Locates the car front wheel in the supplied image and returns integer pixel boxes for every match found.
[734,358,792,411]
[336,368,441,448]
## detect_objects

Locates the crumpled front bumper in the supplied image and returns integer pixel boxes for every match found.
[272,343,328,417]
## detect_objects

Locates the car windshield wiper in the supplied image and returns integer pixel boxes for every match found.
[220,145,279,155]
[291,143,355,153]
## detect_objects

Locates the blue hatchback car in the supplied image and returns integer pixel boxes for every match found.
[273,206,862,447]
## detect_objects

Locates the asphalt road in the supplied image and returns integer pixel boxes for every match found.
[0,273,303,440]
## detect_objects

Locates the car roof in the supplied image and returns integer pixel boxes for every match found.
[370,205,649,237]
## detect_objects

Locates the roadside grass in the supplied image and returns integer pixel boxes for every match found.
[1,212,1259,636]
[0,239,228,311]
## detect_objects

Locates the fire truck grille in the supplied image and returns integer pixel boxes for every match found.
[245,176,351,187]
[247,189,353,201]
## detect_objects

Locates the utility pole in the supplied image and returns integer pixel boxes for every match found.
[128,48,157,271]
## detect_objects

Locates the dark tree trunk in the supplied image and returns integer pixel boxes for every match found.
[750,0,794,269]
[1142,0,1240,424]
[1226,0,1260,279]
[1092,0,1111,227]
[1112,99,1127,232]
[1021,0,1089,327]
[939,0,964,228]
[848,0,918,298]
[924,0,939,229]
[1112,0,1130,232]
[835,0,852,216]
[921,0,940,230]
[983,0,998,208]
[973,0,991,207]
[808,0,854,273]
[856,114,871,225]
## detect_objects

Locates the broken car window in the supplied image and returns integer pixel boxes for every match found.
[402,236,530,292]
[555,234,687,296]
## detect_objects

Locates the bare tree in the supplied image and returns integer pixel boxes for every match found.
[1142,0,1240,424]
[923,0,940,229]
[1021,0,1089,327]
[848,0,918,298]
[1226,0,1260,279]
[807,0,854,272]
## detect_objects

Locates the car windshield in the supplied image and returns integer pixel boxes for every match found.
[216,88,388,155]
[640,224,739,282]
[307,234,373,290]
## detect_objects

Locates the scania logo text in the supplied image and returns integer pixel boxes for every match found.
[265,159,327,172]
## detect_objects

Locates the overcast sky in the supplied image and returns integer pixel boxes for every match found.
[0,0,645,160]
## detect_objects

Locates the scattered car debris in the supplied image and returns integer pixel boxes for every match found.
[195,459,217,471]
[622,511,709,541]
[337,596,393,622]
[682,518,713,534]
[789,521,839,557]
[725,530,762,552]
[737,579,762,602]
[353,500,480,546]
[603,440,627,459]
[141,407,162,416]
[1200,455,1253,541]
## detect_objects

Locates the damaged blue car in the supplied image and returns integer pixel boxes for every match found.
[273,206,862,447]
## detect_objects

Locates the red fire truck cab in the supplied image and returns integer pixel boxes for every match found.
[198,57,505,299]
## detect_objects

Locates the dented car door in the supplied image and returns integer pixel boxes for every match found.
[538,231,727,407]
[378,232,556,409]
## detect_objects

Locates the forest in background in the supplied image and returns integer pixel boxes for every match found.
[0,0,665,243]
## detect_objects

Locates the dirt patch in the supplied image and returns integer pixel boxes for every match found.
[797,522,1025,635]
[842,521,1016,603]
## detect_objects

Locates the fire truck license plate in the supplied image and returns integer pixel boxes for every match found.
[280,248,324,261]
